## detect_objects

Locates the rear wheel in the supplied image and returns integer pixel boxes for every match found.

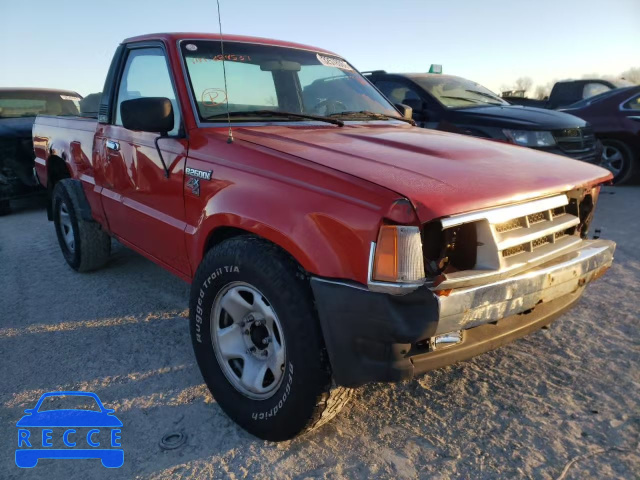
[189,236,353,441]
[600,139,636,185]
[53,180,111,272]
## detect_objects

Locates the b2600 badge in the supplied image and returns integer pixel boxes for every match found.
[185,167,212,180]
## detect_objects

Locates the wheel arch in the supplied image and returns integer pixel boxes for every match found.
[197,219,320,278]
[46,155,71,219]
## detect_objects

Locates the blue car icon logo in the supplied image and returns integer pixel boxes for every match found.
[16,391,123,468]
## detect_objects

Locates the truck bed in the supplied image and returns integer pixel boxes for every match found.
[33,115,98,189]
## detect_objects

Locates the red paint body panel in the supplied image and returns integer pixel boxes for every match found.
[232,124,613,222]
[32,33,614,287]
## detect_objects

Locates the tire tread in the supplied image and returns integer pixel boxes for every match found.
[54,180,110,272]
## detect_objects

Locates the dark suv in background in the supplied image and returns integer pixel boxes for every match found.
[365,72,604,177]
[0,88,82,215]
[504,79,633,110]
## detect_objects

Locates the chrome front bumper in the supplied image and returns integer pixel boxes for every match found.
[435,239,615,335]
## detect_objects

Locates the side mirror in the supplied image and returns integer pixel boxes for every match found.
[402,98,424,112]
[121,97,174,134]
[395,103,413,120]
[400,99,428,122]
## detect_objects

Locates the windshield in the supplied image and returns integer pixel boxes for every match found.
[0,91,81,118]
[180,40,399,122]
[411,75,508,108]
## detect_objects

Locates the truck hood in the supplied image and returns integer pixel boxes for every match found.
[233,124,611,222]
[450,105,587,129]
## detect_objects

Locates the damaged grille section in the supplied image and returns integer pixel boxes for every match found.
[429,190,597,289]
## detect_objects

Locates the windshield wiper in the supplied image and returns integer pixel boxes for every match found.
[440,95,482,104]
[203,110,343,126]
[464,90,504,104]
[328,110,415,125]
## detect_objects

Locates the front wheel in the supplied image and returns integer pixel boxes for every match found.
[600,139,637,185]
[189,236,353,441]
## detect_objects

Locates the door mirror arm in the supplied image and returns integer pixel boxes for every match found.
[154,134,171,178]
[154,130,187,179]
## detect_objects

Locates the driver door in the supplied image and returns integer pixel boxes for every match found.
[96,45,190,275]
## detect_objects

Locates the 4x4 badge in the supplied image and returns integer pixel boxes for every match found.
[186,177,201,196]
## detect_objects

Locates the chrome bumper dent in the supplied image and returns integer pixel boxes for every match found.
[435,239,615,335]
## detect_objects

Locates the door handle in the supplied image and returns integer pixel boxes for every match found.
[106,140,120,151]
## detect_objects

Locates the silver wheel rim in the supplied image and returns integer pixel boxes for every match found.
[210,282,286,400]
[601,144,625,178]
[59,201,75,252]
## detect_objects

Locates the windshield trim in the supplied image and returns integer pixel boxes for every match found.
[176,38,398,129]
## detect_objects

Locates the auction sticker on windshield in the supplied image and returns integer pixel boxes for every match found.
[316,54,353,71]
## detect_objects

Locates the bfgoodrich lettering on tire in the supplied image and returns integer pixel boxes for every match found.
[189,236,353,441]
[53,179,111,272]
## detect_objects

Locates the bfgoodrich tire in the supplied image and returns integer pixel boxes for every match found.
[189,236,353,441]
[52,180,111,272]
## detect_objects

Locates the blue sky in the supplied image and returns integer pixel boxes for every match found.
[1,0,638,96]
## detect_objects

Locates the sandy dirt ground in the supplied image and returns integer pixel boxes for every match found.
[1,187,638,480]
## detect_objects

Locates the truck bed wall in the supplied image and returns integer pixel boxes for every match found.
[33,115,108,228]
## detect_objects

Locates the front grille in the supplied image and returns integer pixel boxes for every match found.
[432,192,593,289]
[527,211,547,224]
[492,196,579,265]
[554,126,597,154]
[494,217,526,233]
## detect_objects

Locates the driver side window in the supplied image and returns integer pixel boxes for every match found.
[375,80,421,105]
[582,82,610,100]
[115,47,181,135]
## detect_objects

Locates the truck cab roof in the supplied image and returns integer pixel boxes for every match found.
[122,32,338,56]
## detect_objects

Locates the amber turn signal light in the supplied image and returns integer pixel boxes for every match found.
[373,226,399,282]
[372,225,425,283]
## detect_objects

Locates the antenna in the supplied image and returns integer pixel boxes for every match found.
[216,0,234,144]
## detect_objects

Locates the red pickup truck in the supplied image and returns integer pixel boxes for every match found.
[33,33,615,441]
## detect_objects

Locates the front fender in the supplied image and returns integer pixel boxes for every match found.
[188,200,378,284]
[186,180,393,285]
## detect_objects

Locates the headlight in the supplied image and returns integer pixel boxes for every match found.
[503,129,556,147]
[372,225,425,283]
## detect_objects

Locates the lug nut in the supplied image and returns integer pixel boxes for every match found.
[254,320,262,327]
[246,314,254,322]
[243,329,250,335]
[262,350,269,357]
[262,337,272,345]
[247,347,256,354]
